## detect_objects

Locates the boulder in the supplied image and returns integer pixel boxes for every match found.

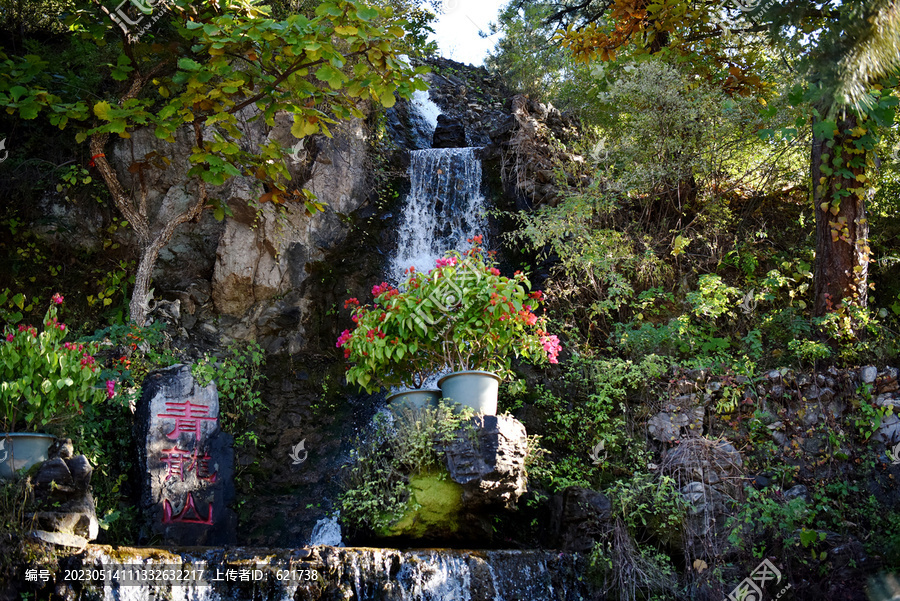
[432,115,467,148]
[382,415,530,542]
[443,415,528,508]
[545,486,612,551]
[30,450,99,547]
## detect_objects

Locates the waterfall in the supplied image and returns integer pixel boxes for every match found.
[309,513,344,547]
[62,546,595,601]
[410,90,440,134]
[389,148,488,281]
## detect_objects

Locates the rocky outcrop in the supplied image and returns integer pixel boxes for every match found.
[432,115,467,148]
[210,116,371,353]
[28,440,99,551]
[546,486,612,552]
[381,414,530,542]
[443,414,528,509]
[488,95,583,209]
[422,57,512,147]
[84,105,375,354]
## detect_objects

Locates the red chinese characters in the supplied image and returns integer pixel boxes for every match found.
[160,446,217,483]
[157,399,217,440]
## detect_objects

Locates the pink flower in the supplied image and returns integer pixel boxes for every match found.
[435,257,458,268]
[106,380,116,399]
[372,282,395,297]
[5,334,12,342]
[490,268,500,276]
[540,334,561,364]
[336,329,352,348]
[51,293,64,305]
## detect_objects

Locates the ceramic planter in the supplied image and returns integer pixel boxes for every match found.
[387,389,442,412]
[437,370,500,415]
[0,433,55,478]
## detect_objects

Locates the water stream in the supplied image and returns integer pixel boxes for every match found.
[388,148,489,281]
[388,91,488,282]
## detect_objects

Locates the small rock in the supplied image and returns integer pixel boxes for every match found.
[65,455,93,490]
[783,485,810,503]
[754,474,773,488]
[49,438,74,459]
[30,529,88,550]
[861,366,878,384]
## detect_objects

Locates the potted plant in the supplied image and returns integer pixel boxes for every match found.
[337,280,445,409]
[338,237,561,414]
[0,294,114,477]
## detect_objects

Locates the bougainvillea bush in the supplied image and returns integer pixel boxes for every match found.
[0,294,114,432]
[338,237,561,392]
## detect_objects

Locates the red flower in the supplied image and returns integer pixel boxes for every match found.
[51,293,64,305]
[344,298,360,309]
[336,329,352,348]
[490,268,500,276]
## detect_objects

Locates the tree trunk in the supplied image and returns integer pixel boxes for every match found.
[131,240,162,326]
[812,112,870,317]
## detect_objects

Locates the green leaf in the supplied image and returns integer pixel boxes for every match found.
[93,101,112,121]
[9,86,27,101]
[356,6,379,20]
[316,65,345,89]
[178,58,203,72]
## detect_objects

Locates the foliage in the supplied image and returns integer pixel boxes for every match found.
[514,352,665,491]
[607,472,685,546]
[191,340,266,449]
[484,2,572,101]
[0,294,114,433]
[338,401,475,534]
[726,486,812,559]
[338,239,560,391]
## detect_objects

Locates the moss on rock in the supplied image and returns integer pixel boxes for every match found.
[378,471,464,538]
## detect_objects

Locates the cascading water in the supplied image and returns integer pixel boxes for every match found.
[388,148,488,281]
[388,88,488,282]
[72,546,592,601]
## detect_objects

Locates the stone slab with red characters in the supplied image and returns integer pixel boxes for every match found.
[136,364,236,545]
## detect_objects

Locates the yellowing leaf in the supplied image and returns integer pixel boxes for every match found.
[93,101,112,121]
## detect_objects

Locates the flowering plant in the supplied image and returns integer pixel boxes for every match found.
[0,294,114,432]
[338,238,561,392]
